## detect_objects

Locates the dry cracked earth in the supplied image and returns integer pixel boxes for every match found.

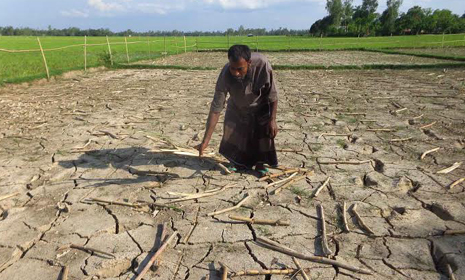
[1,52,465,280]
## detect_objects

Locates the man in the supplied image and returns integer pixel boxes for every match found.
[196,45,278,176]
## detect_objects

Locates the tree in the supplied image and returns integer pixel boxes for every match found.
[342,0,354,32]
[432,9,456,33]
[397,6,426,34]
[380,0,402,35]
[351,0,379,36]
[326,0,343,26]
[362,0,378,14]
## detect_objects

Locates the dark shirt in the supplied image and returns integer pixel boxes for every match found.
[210,53,278,113]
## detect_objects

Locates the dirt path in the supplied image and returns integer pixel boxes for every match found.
[0,66,464,280]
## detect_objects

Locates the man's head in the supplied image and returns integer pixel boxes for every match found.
[228,45,251,80]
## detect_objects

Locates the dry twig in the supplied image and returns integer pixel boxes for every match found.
[449,177,465,190]
[436,162,462,174]
[60,266,69,280]
[0,192,20,202]
[420,121,437,130]
[313,177,331,198]
[317,160,372,165]
[66,244,115,258]
[443,229,465,235]
[318,204,333,256]
[318,133,351,140]
[207,195,250,216]
[265,172,298,188]
[232,269,299,277]
[271,173,311,195]
[259,169,300,182]
[446,264,456,280]
[167,184,235,203]
[420,147,440,160]
[134,231,178,280]
[351,204,375,235]
[228,215,290,226]
[389,137,413,143]
[292,257,310,280]
[255,236,372,274]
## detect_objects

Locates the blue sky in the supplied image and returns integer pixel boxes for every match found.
[0,0,463,32]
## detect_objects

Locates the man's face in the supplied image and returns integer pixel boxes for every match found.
[229,58,250,80]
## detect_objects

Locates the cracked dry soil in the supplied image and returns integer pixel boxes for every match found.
[0,52,465,280]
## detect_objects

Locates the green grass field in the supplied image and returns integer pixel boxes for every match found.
[1,34,465,84]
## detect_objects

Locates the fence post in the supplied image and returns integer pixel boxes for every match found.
[195,36,198,52]
[106,36,113,66]
[147,37,151,59]
[442,32,445,48]
[319,34,322,51]
[84,36,87,71]
[125,37,130,63]
[288,35,291,52]
[255,35,259,52]
[184,35,187,53]
[37,37,50,81]
[164,35,166,58]
[227,33,230,49]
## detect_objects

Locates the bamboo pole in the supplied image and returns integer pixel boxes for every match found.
[84,36,87,71]
[184,35,187,53]
[125,37,129,63]
[106,36,113,66]
[164,35,167,58]
[175,37,178,54]
[227,33,230,49]
[255,35,259,52]
[195,36,198,52]
[37,37,50,81]
[288,35,291,52]
[442,32,445,48]
[147,36,151,59]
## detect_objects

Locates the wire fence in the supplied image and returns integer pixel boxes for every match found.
[1,34,465,83]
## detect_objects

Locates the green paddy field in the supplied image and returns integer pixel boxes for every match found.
[1,34,464,84]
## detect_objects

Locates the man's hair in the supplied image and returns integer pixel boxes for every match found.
[228,45,251,62]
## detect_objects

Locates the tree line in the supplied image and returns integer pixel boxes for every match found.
[0,25,308,37]
[311,0,465,36]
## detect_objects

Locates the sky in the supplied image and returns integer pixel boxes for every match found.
[0,0,463,32]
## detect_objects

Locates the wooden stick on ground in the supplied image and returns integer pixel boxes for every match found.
[366,128,396,132]
[68,244,116,258]
[231,269,299,277]
[255,236,372,274]
[420,121,437,130]
[351,204,375,235]
[390,137,413,143]
[167,184,235,203]
[436,162,462,174]
[259,169,300,182]
[443,229,465,235]
[449,177,465,190]
[313,177,331,198]
[228,215,290,226]
[219,262,228,280]
[265,172,298,189]
[318,204,333,256]
[271,173,311,195]
[292,257,310,280]
[207,195,250,216]
[420,147,440,160]
[446,264,456,280]
[317,160,372,165]
[412,114,424,120]
[318,133,351,140]
[342,201,350,233]
[0,192,20,202]
[99,130,119,139]
[134,231,178,280]
[170,254,184,280]
[60,266,69,280]
[83,198,145,209]
[217,162,232,174]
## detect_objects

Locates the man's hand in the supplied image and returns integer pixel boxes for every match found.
[268,119,278,139]
[195,141,209,157]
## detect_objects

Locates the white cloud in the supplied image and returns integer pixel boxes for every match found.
[60,9,90,18]
[202,0,323,10]
[88,0,124,12]
[136,2,185,14]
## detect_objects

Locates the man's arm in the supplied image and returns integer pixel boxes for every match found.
[268,100,278,139]
[197,110,221,156]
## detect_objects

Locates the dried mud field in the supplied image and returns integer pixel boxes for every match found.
[1,53,465,280]
[148,51,461,68]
